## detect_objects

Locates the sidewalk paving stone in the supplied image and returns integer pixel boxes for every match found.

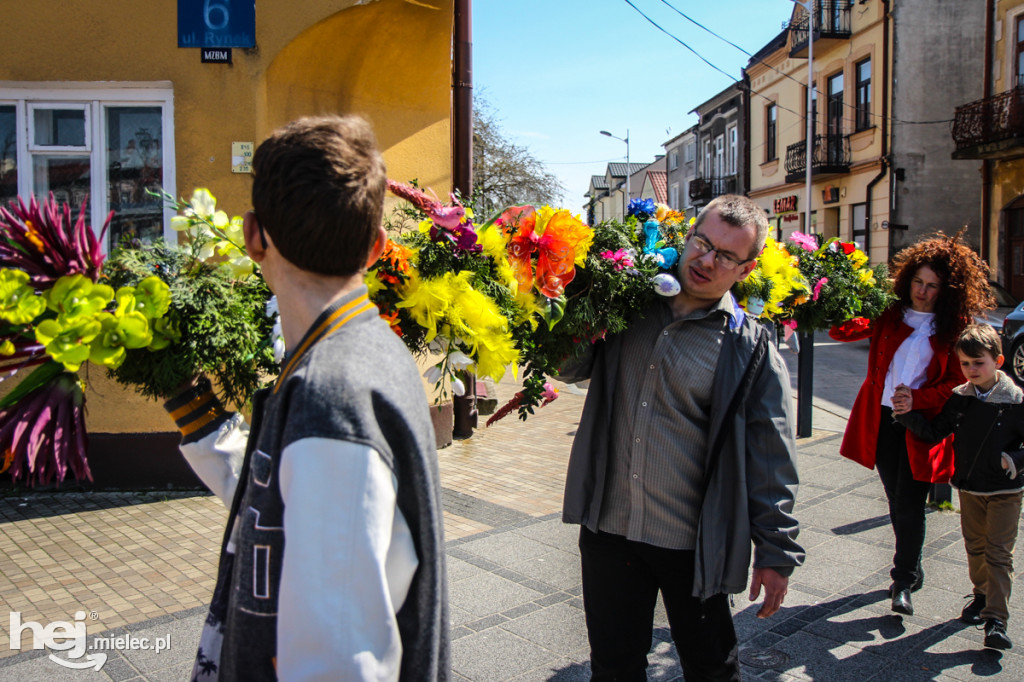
[6,344,1024,679]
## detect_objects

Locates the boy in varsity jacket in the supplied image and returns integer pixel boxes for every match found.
[162,116,448,681]
[894,323,1024,650]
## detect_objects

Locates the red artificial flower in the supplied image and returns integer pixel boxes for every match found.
[828,316,872,342]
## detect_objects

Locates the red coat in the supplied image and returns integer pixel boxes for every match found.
[831,308,963,483]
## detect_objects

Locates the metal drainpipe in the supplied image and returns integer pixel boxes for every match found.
[452,0,477,439]
[453,0,472,198]
[982,0,994,264]
[742,70,751,197]
[865,0,891,260]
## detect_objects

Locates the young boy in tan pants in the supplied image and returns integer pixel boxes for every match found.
[895,323,1024,650]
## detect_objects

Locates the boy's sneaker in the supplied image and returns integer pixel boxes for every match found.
[984,619,1012,650]
[961,593,986,625]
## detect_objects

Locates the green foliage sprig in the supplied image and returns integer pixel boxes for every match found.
[102,239,277,407]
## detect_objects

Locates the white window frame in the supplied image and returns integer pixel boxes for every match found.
[726,124,738,176]
[27,102,91,152]
[713,134,724,178]
[1006,5,1024,89]
[669,149,679,170]
[684,142,695,163]
[669,182,679,210]
[0,82,176,254]
[703,140,711,179]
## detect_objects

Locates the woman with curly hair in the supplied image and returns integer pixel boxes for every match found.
[830,233,993,617]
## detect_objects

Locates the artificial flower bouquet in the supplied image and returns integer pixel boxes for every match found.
[103,189,277,406]
[0,196,174,484]
[0,190,276,485]
[781,231,894,333]
[732,236,811,320]
[369,185,691,421]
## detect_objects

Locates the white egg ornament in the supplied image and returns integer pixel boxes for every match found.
[653,273,681,297]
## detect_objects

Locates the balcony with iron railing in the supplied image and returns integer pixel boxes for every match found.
[784,134,851,183]
[789,1,852,59]
[951,86,1024,160]
[688,175,737,205]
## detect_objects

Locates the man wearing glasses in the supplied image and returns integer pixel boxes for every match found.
[561,195,803,681]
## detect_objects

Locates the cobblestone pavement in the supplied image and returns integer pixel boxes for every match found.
[2,341,1024,679]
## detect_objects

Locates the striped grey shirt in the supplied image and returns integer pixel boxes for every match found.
[596,294,733,550]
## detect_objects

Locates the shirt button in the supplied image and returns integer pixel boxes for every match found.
[635,437,641,443]
[642,402,648,407]
[649,364,655,370]
[663,331,669,336]
[632,473,639,479]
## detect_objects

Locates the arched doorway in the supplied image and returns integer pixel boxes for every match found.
[1004,194,1024,300]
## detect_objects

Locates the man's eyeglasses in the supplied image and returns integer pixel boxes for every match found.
[687,231,753,271]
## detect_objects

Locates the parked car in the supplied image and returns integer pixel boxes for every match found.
[993,282,1024,385]
[978,280,1019,337]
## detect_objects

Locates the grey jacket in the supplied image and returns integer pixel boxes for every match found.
[561,304,804,599]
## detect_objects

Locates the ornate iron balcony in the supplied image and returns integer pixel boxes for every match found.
[789,1,852,58]
[951,87,1024,160]
[785,135,851,183]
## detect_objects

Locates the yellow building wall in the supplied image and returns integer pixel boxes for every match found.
[747,2,889,264]
[0,0,454,436]
[988,2,1024,271]
[991,160,1024,261]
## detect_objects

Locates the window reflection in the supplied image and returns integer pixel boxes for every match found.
[33,108,86,147]
[106,107,163,247]
[0,106,15,205]
[32,155,90,213]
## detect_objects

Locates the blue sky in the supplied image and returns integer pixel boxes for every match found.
[474,0,797,209]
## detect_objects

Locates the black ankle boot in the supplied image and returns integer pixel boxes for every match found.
[891,585,913,616]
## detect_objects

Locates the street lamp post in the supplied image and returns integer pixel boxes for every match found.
[601,130,630,219]
[791,0,815,437]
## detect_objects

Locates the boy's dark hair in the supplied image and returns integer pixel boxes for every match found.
[955,323,1002,360]
[251,115,386,276]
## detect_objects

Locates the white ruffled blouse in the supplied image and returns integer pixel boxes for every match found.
[882,308,936,409]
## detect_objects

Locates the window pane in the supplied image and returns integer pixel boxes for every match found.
[1018,15,1024,43]
[106,107,164,247]
[829,73,844,96]
[858,59,871,82]
[0,106,16,205]
[33,108,86,147]
[32,155,90,212]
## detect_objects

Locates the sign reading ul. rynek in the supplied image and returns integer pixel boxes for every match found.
[179,0,255,48]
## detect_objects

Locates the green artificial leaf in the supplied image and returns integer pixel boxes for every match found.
[148,312,181,351]
[35,317,101,371]
[47,274,113,324]
[132,276,171,319]
[543,295,566,331]
[0,269,45,325]
[0,361,64,410]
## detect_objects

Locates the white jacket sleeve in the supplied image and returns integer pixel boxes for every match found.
[178,413,248,508]
[275,437,418,681]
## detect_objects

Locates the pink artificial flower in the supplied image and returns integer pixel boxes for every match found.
[812,277,828,301]
[599,248,634,271]
[791,231,819,252]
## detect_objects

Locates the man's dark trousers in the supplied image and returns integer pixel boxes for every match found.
[579,527,740,681]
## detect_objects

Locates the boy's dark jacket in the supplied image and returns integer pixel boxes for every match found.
[895,370,1024,493]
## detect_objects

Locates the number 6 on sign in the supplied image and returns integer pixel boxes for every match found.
[205,0,229,30]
